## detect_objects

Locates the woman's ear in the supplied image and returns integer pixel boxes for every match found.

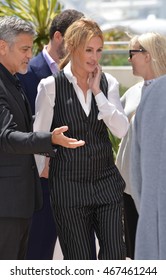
[145,52,151,63]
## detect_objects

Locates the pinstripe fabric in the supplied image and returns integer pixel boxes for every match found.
[49,71,126,259]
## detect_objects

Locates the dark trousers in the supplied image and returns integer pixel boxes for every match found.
[0,217,31,260]
[53,202,126,260]
[26,178,57,260]
[123,193,138,259]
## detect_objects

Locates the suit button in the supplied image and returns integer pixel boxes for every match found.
[31,165,35,169]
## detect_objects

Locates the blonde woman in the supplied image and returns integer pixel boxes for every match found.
[34,18,129,260]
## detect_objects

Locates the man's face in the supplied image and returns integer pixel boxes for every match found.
[0,33,34,74]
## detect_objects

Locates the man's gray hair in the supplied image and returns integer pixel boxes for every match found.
[0,16,35,44]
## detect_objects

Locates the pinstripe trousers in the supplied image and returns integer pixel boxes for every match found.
[52,202,125,260]
[49,165,126,260]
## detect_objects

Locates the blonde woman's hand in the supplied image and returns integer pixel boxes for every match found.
[88,64,102,96]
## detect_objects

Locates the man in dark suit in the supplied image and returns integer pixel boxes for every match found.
[18,9,85,260]
[0,15,85,260]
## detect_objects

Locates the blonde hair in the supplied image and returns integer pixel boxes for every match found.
[59,18,104,69]
[130,32,166,77]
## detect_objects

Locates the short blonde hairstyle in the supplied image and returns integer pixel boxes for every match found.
[130,32,166,77]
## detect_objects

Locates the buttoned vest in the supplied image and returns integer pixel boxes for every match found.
[51,70,114,176]
[49,71,125,207]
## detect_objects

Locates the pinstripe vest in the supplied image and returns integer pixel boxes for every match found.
[49,71,124,206]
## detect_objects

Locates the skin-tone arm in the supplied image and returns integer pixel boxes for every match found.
[40,157,50,178]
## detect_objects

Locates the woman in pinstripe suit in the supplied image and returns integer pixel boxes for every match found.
[34,18,129,260]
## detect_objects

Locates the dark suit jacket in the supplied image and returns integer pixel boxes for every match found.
[0,64,54,218]
[18,52,52,114]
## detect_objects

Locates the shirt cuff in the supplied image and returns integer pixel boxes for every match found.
[95,91,107,107]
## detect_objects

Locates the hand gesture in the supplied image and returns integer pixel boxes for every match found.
[51,126,85,148]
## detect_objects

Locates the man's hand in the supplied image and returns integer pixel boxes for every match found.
[51,126,85,148]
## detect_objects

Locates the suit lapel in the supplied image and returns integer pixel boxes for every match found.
[0,66,33,130]
[31,52,52,79]
[6,79,32,129]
